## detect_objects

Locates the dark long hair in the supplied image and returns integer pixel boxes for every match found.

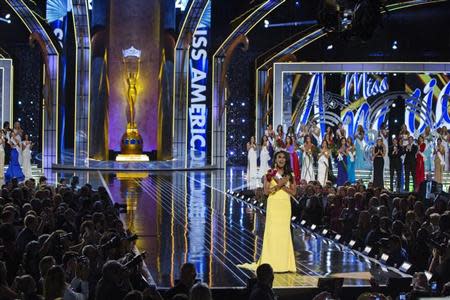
[271,150,293,183]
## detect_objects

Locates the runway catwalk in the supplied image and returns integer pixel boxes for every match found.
[102,169,403,288]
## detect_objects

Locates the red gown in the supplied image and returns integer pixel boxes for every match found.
[415,143,426,187]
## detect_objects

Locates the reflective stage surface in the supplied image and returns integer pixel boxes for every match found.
[97,169,404,288]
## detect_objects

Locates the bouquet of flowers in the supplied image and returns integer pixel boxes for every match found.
[266,169,278,182]
[275,136,285,150]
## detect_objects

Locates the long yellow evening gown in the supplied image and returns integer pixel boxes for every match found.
[238,178,297,272]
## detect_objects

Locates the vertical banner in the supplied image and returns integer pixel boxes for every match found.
[188,2,211,166]
[47,0,69,161]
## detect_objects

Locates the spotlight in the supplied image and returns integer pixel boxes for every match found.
[230,135,234,139]
[392,103,396,108]
[393,73,397,76]
[252,200,258,205]
[240,195,245,200]
[348,240,357,249]
[259,202,264,208]
[226,189,230,193]
[241,135,245,139]
[230,119,234,123]
[394,119,398,123]
[5,14,10,19]
[392,41,398,50]
[241,119,245,123]
[230,151,234,155]
[392,134,396,139]
[363,246,373,256]
[327,44,333,50]
[295,1,300,7]
[291,216,297,222]
[230,102,234,106]
[264,19,269,28]
[241,102,245,106]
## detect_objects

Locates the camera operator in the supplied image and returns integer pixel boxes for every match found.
[387,235,408,267]
[164,263,197,299]
[120,251,148,291]
[95,260,132,300]
[429,239,450,286]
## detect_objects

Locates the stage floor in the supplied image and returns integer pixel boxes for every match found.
[79,168,406,289]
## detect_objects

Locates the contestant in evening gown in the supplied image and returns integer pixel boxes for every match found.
[434,138,445,184]
[424,127,434,172]
[301,135,315,183]
[355,125,368,169]
[415,136,426,187]
[346,137,356,183]
[317,140,330,186]
[0,132,4,178]
[247,137,258,188]
[5,134,25,182]
[372,138,385,188]
[259,136,271,177]
[238,151,296,273]
[22,135,32,179]
[286,136,300,184]
[336,137,348,186]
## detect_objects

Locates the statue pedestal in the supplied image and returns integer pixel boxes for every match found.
[115,126,149,162]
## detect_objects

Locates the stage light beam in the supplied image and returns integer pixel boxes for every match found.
[327,44,333,50]
[392,41,398,50]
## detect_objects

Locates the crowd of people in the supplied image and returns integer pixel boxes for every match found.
[247,122,450,192]
[257,176,450,299]
[1,121,34,182]
[0,175,178,300]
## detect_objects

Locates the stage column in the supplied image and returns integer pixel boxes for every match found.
[108,0,161,157]
[72,0,91,166]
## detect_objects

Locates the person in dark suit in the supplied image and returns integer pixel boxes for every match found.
[2,121,11,165]
[249,264,276,300]
[164,263,197,300]
[403,136,418,192]
[389,137,403,192]
[418,173,439,206]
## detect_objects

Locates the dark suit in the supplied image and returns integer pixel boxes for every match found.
[418,179,438,206]
[403,143,418,191]
[388,144,403,192]
[249,283,276,300]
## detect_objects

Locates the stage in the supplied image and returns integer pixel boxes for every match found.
[64,168,410,290]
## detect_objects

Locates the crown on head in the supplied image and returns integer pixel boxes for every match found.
[122,46,141,58]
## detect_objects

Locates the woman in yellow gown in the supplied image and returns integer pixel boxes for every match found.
[239,150,297,273]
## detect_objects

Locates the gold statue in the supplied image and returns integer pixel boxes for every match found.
[116,46,149,161]
[126,70,138,129]
[122,46,141,130]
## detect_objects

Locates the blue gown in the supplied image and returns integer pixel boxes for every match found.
[347,150,356,183]
[5,148,25,182]
[355,136,368,170]
[336,154,348,186]
[424,135,433,172]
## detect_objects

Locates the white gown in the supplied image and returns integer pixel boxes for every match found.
[259,145,271,177]
[22,142,32,179]
[443,137,450,171]
[317,152,329,186]
[301,150,315,183]
[247,145,258,189]
[0,140,4,178]
[14,133,23,166]
[382,135,389,170]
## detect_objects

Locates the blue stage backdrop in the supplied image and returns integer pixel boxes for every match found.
[288,72,450,144]
[187,2,211,166]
